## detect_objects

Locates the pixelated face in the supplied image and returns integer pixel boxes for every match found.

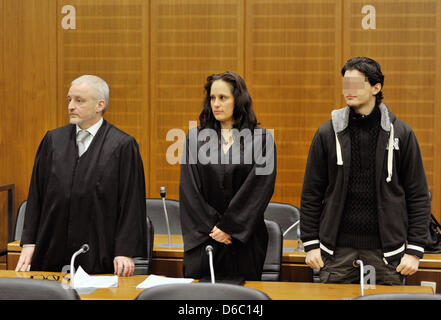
[210,80,235,129]
[67,82,104,129]
[342,69,380,109]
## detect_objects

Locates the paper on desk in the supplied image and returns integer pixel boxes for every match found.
[136,274,194,289]
[73,266,118,289]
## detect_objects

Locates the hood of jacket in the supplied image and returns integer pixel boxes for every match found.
[331,103,397,183]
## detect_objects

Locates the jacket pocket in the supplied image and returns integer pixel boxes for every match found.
[377,203,407,247]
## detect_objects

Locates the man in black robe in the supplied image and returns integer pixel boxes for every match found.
[15,75,147,276]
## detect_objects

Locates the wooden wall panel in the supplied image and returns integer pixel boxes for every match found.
[245,0,342,206]
[1,0,440,239]
[0,0,57,226]
[150,0,244,200]
[57,0,150,194]
[343,0,441,220]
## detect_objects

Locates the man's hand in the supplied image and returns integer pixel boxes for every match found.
[113,256,135,277]
[209,226,232,245]
[396,254,420,276]
[15,245,35,272]
[305,248,324,270]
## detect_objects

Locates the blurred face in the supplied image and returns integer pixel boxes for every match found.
[67,82,105,129]
[210,80,235,129]
[342,69,381,113]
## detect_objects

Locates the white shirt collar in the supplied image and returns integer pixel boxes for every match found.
[76,117,104,137]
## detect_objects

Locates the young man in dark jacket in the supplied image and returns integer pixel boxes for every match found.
[300,57,431,285]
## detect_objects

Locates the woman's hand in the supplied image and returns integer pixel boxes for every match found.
[209,226,232,245]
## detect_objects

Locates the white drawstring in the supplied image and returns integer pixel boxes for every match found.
[386,123,394,183]
[335,133,343,165]
[336,123,394,182]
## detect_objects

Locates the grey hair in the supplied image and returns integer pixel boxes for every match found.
[71,75,110,113]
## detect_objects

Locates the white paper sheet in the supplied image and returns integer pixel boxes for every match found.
[73,266,118,289]
[135,274,194,289]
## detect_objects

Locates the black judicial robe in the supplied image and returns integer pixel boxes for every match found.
[21,120,147,274]
[179,127,277,280]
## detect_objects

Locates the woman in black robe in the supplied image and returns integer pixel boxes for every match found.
[179,71,277,281]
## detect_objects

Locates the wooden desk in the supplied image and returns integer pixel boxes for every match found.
[8,236,441,293]
[149,235,441,291]
[0,270,433,300]
[150,235,441,267]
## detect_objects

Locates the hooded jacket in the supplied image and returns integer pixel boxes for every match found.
[300,103,431,263]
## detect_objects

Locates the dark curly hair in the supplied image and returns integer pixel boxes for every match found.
[341,57,385,104]
[199,71,259,131]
